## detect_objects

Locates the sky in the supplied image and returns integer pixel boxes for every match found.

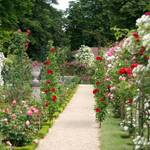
[52,0,75,10]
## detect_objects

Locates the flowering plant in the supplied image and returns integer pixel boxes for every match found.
[0,100,40,146]
[93,50,109,125]
[2,31,32,102]
[42,41,61,119]
[94,12,150,149]
[75,45,95,67]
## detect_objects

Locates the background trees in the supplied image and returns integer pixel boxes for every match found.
[66,0,149,50]
[0,0,150,57]
[0,0,66,60]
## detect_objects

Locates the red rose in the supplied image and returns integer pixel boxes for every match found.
[132,32,140,42]
[139,46,145,55]
[144,12,150,16]
[46,79,51,84]
[52,95,57,102]
[44,89,49,94]
[96,56,103,61]
[50,47,55,52]
[44,60,51,65]
[96,81,101,86]
[50,87,56,93]
[44,101,49,107]
[128,99,133,104]
[93,89,99,95]
[131,63,138,69]
[47,69,53,75]
[118,67,126,74]
[107,85,112,89]
[125,68,132,77]
[118,67,132,77]
[95,108,101,113]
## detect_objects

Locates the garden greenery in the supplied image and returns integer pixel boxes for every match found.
[94,12,150,150]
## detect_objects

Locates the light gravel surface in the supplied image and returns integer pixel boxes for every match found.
[36,84,99,150]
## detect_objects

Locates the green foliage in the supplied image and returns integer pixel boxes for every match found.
[2,31,31,102]
[111,27,129,40]
[0,0,34,29]
[0,0,66,61]
[67,0,149,50]
[67,0,113,50]
[0,30,12,54]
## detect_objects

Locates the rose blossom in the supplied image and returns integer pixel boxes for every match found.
[52,95,57,102]
[119,76,126,81]
[47,69,53,75]
[95,108,101,113]
[44,59,51,65]
[12,114,17,120]
[12,100,17,106]
[93,89,99,95]
[27,109,33,116]
[25,120,30,126]
[96,56,103,60]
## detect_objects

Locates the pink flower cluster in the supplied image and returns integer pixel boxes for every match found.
[27,107,39,116]
[106,46,121,57]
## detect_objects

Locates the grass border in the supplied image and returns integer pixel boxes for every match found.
[100,111,133,150]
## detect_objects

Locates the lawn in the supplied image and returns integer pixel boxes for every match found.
[100,111,133,150]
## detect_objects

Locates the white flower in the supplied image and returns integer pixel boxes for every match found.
[75,45,95,67]
[107,64,112,68]
[126,107,131,111]
[123,126,128,131]
[135,145,140,150]
[144,102,149,108]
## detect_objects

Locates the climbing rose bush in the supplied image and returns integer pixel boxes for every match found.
[94,12,150,149]
[93,49,110,125]
[42,41,61,119]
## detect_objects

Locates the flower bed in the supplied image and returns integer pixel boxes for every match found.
[0,31,79,148]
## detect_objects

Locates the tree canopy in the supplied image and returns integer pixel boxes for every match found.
[0,0,66,60]
[66,0,149,50]
[0,0,149,57]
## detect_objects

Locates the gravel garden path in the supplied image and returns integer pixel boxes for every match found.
[36,84,99,150]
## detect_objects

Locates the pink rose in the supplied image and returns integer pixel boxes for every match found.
[27,109,33,116]
[12,100,17,106]
[30,107,39,114]
[119,76,126,81]
[12,114,17,120]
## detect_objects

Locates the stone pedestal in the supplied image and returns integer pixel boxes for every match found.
[31,62,42,101]
[0,52,5,86]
